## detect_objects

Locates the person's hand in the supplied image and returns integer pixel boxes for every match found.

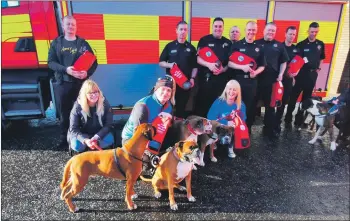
[168,62,175,69]
[242,64,252,73]
[276,75,283,82]
[249,70,257,78]
[213,65,223,75]
[78,71,88,79]
[332,99,339,105]
[190,78,195,88]
[90,134,100,142]
[84,138,94,148]
[208,63,220,73]
[66,66,80,77]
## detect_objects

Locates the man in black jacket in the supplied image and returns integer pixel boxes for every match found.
[48,15,98,148]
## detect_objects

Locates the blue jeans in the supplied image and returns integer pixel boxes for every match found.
[70,132,114,152]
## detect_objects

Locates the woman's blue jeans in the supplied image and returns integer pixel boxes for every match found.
[70,132,114,152]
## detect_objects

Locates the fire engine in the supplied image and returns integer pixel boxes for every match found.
[1,1,347,128]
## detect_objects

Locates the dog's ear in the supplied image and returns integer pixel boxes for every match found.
[176,141,185,150]
[196,119,204,128]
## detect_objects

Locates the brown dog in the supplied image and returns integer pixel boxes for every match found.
[197,120,234,166]
[60,123,155,212]
[140,141,199,210]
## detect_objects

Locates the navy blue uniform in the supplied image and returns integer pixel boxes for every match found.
[285,38,326,124]
[255,39,289,134]
[194,34,232,118]
[276,43,301,126]
[229,38,266,130]
[159,40,197,118]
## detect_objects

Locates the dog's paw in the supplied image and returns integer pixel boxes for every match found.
[128,204,137,210]
[154,192,161,199]
[308,139,316,144]
[330,142,337,151]
[70,207,79,213]
[170,203,178,211]
[210,157,218,162]
[192,164,197,170]
[188,196,196,202]
[178,185,186,192]
[131,194,138,200]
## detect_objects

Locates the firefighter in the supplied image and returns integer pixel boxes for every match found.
[229,26,241,44]
[194,17,232,118]
[48,15,98,148]
[275,26,301,132]
[159,21,198,119]
[228,21,266,134]
[255,22,289,139]
[284,22,325,127]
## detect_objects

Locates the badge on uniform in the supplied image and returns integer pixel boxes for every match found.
[304,49,310,52]
[273,43,278,47]
[186,48,191,52]
[208,44,214,47]
[255,47,259,52]
[239,49,246,52]
[223,42,228,48]
[317,45,322,50]
[293,49,297,53]
[171,49,177,54]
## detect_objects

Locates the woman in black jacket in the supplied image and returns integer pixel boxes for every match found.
[67,79,114,153]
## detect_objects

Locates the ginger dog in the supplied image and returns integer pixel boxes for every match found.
[60,123,155,212]
[140,141,200,210]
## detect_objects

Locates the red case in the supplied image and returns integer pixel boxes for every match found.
[198,47,222,69]
[287,55,304,75]
[170,64,191,90]
[229,51,257,70]
[73,51,97,72]
[270,81,284,107]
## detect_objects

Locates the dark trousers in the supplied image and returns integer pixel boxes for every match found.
[174,86,191,119]
[194,74,227,118]
[276,76,294,125]
[285,69,318,123]
[256,83,276,130]
[54,81,82,140]
[236,76,257,129]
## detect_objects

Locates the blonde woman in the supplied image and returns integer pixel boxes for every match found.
[67,80,113,153]
[207,80,247,159]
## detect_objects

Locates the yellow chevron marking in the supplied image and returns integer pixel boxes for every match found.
[104,14,159,40]
[35,40,51,64]
[86,40,107,64]
[2,14,32,42]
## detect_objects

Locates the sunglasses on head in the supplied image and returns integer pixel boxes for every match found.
[158,75,174,82]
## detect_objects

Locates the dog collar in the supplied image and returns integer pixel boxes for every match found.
[187,124,197,135]
[172,147,181,161]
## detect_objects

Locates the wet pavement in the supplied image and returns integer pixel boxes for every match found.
[1,107,349,220]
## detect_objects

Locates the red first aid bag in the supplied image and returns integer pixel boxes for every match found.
[287,55,304,75]
[229,51,257,70]
[270,81,284,108]
[73,51,97,72]
[233,111,250,149]
[198,47,222,69]
[170,64,191,90]
[146,112,172,155]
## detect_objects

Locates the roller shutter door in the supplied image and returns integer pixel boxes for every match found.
[71,1,183,107]
[273,2,342,91]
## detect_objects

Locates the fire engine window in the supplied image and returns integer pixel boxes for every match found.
[1,1,19,8]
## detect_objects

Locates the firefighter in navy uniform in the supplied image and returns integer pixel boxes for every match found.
[194,17,232,118]
[159,21,198,119]
[255,22,289,139]
[228,21,266,133]
[285,22,325,126]
[275,26,301,132]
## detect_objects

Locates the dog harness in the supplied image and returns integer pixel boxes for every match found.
[113,147,150,179]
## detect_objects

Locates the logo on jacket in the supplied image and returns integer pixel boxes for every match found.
[255,48,260,52]
[293,49,297,53]
[317,45,322,50]
[208,44,214,47]
[171,49,177,53]
[186,48,191,52]
[223,43,229,48]
[273,44,278,47]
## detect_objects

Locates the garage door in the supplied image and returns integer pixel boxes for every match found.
[273,2,342,91]
[190,2,268,48]
[71,1,183,107]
